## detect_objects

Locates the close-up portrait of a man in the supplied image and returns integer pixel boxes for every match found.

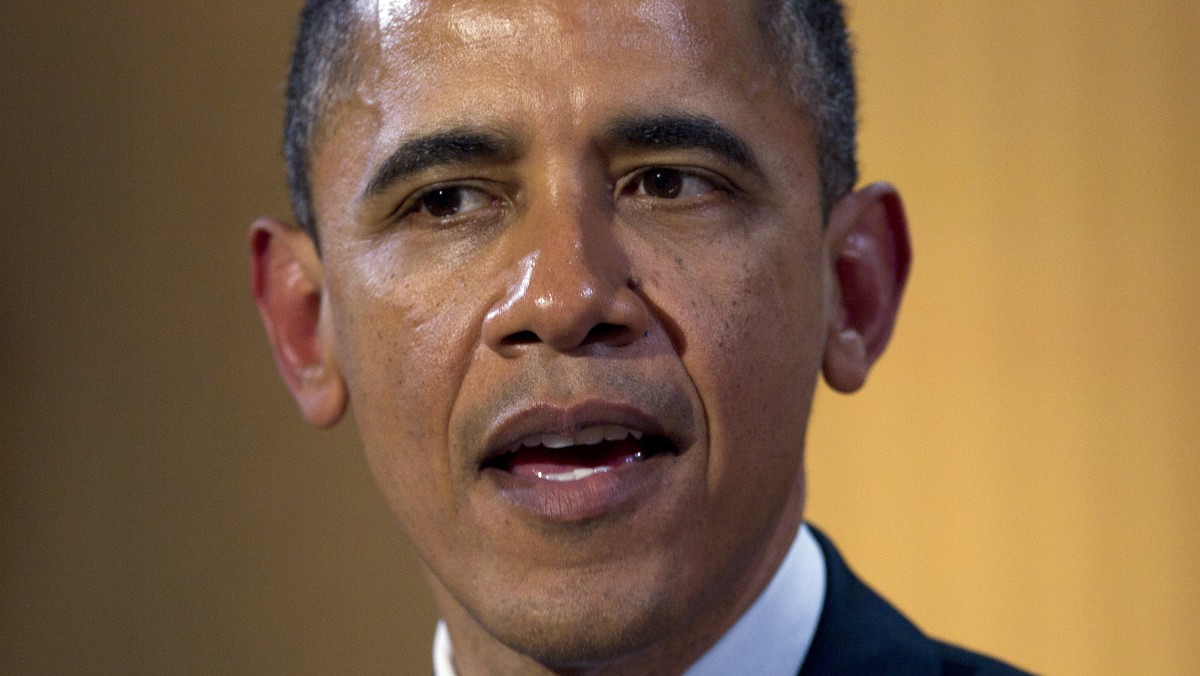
[5,0,1198,673]
[248,0,1023,673]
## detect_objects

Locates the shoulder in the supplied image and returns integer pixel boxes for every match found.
[933,639,1032,675]
[800,525,1033,676]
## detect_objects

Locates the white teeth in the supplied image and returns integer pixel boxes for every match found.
[532,451,646,483]
[535,466,612,482]
[577,427,607,445]
[540,433,575,449]
[507,426,651,481]
[513,425,644,450]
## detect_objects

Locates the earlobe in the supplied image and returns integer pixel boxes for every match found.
[249,217,347,428]
[821,183,911,393]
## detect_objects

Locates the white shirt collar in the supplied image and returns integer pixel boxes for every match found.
[433,620,456,676]
[434,523,826,676]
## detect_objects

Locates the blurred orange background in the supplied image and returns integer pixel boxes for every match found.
[2,2,1196,674]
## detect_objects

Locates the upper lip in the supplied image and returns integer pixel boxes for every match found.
[477,399,689,469]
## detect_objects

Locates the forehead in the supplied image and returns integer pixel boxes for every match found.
[346,0,783,122]
[364,0,771,67]
[310,0,805,222]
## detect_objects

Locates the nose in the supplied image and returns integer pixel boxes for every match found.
[482,205,651,356]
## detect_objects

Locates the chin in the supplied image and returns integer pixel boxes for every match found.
[475,575,679,669]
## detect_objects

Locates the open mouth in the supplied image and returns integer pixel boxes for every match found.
[481,424,675,482]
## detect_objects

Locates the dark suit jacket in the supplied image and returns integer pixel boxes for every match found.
[800,526,1032,675]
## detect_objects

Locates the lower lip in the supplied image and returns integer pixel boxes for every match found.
[484,454,668,523]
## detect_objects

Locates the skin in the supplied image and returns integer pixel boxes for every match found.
[251,0,910,673]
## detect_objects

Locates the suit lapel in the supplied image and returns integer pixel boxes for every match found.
[798,526,942,676]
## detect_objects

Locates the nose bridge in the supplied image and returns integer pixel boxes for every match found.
[529,185,610,300]
[482,172,650,353]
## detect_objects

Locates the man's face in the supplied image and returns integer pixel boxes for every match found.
[310,0,834,667]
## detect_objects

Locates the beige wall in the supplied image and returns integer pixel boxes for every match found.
[807,3,1200,674]
[1,2,1196,674]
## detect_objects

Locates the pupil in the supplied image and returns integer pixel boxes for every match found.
[646,169,682,198]
[423,188,461,217]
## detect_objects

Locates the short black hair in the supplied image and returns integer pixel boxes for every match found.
[282,0,858,242]
[763,0,859,217]
[283,0,360,241]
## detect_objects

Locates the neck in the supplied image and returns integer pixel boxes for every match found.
[434,487,808,675]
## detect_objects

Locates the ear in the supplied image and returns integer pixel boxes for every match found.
[821,182,911,393]
[249,217,347,427]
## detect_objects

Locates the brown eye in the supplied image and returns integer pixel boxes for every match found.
[420,188,463,217]
[643,169,683,198]
[414,186,493,219]
[628,168,718,201]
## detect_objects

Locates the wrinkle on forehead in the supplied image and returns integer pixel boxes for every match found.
[447,5,558,45]
[373,0,558,56]
[590,0,699,62]
[361,0,768,113]
[368,0,727,65]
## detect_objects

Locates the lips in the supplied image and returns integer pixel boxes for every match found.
[479,403,681,474]
[475,401,689,521]
[485,424,670,481]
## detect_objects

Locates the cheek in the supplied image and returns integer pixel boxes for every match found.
[654,225,826,492]
[323,239,486,522]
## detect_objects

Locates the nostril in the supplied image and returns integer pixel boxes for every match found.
[500,330,540,346]
[499,324,633,349]
[582,323,628,345]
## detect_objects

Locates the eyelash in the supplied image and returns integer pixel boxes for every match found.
[396,167,730,224]
[395,181,500,223]
[619,167,725,200]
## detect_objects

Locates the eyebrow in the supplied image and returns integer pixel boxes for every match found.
[363,127,517,198]
[362,114,760,199]
[601,113,762,176]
